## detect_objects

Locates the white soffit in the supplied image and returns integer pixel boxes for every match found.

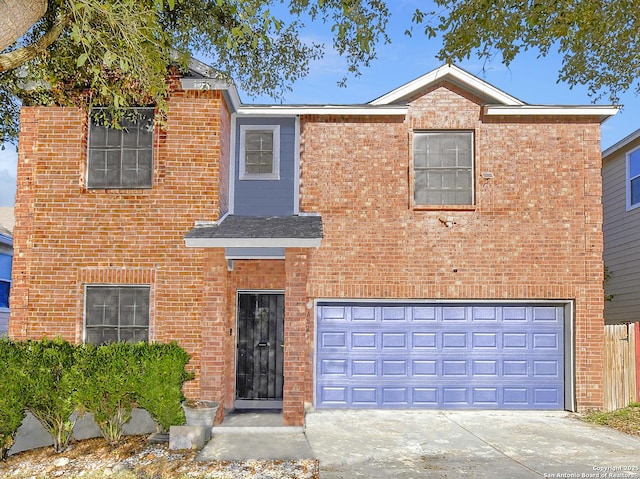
[369,64,525,106]
[484,105,620,122]
[185,237,322,248]
[236,105,408,116]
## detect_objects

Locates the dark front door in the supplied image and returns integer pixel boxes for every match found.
[236,293,284,408]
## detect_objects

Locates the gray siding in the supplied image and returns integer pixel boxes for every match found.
[234,117,296,216]
[0,310,7,336]
[603,142,640,324]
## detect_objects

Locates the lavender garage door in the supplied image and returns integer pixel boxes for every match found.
[316,303,565,409]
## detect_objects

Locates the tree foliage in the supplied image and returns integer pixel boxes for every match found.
[0,338,27,460]
[413,0,640,103]
[0,0,389,143]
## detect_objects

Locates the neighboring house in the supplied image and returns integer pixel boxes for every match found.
[9,62,618,425]
[602,130,640,325]
[0,207,13,335]
[602,130,640,400]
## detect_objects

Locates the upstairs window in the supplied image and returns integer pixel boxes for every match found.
[413,131,474,206]
[85,285,150,344]
[87,108,154,189]
[239,124,280,180]
[627,147,640,210]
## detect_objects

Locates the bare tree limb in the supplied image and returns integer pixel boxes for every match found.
[0,11,70,73]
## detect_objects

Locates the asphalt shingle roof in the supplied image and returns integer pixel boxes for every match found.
[184,215,322,247]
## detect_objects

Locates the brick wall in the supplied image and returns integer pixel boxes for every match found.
[10,87,230,399]
[300,84,605,410]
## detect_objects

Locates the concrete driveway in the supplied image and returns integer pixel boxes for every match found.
[304,410,640,479]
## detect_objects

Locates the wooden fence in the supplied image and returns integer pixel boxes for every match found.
[603,323,638,411]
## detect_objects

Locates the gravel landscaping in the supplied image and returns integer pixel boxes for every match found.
[0,435,319,478]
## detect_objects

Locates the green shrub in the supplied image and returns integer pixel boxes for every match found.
[22,338,81,453]
[0,338,27,460]
[76,343,139,445]
[4,338,194,452]
[133,342,194,433]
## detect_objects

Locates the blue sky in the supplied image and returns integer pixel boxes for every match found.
[0,1,637,206]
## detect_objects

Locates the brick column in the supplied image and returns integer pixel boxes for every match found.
[9,108,37,340]
[199,249,228,420]
[283,248,309,426]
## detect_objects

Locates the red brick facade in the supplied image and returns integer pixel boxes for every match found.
[10,71,607,425]
[301,84,605,409]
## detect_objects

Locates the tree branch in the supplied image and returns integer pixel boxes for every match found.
[0,0,48,52]
[0,11,70,73]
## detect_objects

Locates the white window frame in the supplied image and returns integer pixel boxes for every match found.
[239,124,280,180]
[412,130,475,207]
[626,146,640,211]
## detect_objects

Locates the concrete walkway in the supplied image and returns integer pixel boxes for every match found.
[198,411,314,461]
[304,410,640,479]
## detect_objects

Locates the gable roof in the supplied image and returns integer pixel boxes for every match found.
[369,64,524,106]
[180,61,619,121]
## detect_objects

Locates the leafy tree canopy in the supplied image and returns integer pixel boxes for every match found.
[0,0,390,143]
[1,0,639,145]
[413,0,639,104]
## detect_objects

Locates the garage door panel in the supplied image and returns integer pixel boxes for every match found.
[352,388,377,404]
[382,332,407,348]
[503,307,528,322]
[472,332,498,348]
[316,302,565,409]
[317,383,565,409]
[532,306,562,322]
[319,331,347,348]
[352,307,376,321]
[413,332,437,348]
[472,360,498,376]
[352,332,376,348]
[442,332,467,349]
[442,306,466,321]
[412,306,437,321]
[470,307,499,322]
[381,306,408,321]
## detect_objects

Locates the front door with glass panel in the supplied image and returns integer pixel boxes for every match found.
[235,293,284,409]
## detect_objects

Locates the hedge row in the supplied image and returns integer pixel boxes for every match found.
[0,338,194,458]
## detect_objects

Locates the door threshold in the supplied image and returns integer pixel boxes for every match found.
[234,400,283,410]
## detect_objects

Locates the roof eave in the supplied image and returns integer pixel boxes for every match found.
[602,128,640,158]
[483,105,620,123]
[185,237,322,248]
[180,77,242,113]
[236,105,408,116]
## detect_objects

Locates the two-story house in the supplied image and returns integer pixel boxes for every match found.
[9,61,617,425]
[603,129,640,325]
